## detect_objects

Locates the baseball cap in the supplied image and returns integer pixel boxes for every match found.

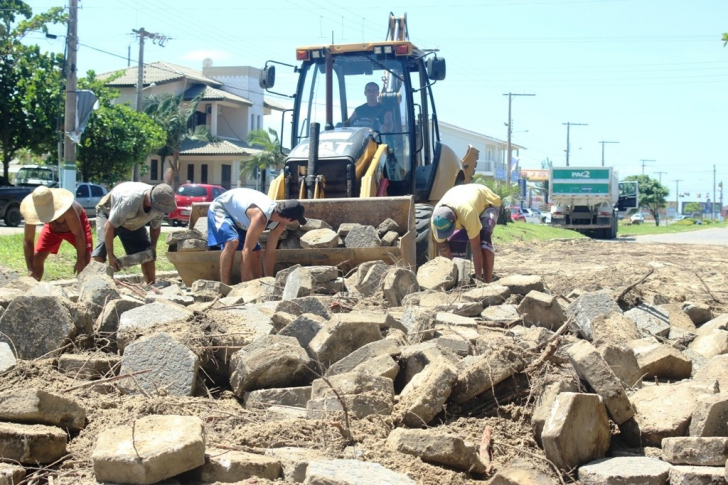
[150,184,177,213]
[277,200,307,225]
[432,206,456,239]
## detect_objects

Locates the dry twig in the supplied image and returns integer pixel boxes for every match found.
[616,268,654,304]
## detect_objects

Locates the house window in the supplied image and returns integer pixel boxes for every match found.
[257,115,261,130]
[221,164,231,190]
[150,159,159,180]
[187,165,194,184]
[201,164,208,184]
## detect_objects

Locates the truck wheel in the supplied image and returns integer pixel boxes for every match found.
[415,204,435,267]
[4,206,21,227]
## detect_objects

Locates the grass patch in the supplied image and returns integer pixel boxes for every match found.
[618,221,727,236]
[0,228,174,281]
[494,221,586,244]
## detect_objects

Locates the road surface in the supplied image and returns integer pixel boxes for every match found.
[628,226,728,246]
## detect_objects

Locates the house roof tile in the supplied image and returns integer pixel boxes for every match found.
[183,85,252,106]
[100,61,222,88]
[180,139,264,156]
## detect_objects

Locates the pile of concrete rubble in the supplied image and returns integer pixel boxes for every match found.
[0,254,727,484]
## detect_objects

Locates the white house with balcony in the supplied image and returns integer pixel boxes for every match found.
[439,121,525,182]
[101,60,284,189]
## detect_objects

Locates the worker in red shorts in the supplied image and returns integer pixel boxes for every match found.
[20,186,92,281]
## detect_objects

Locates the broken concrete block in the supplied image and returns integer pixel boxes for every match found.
[263,447,326,483]
[57,353,119,380]
[662,437,728,466]
[191,279,231,301]
[301,228,339,249]
[688,329,728,360]
[380,230,399,247]
[289,296,332,320]
[694,354,728,391]
[28,282,67,299]
[451,349,525,403]
[328,339,400,377]
[532,380,579,447]
[461,284,511,307]
[542,393,610,471]
[517,290,566,330]
[452,257,474,286]
[488,460,557,485]
[229,335,312,397]
[282,266,340,299]
[696,314,728,336]
[0,463,25,485]
[117,301,193,349]
[178,238,207,251]
[344,224,381,248]
[382,266,420,307]
[244,387,312,409]
[279,313,326,350]
[227,277,277,304]
[308,313,382,368]
[77,260,114,282]
[0,422,67,465]
[683,302,714,326]
[596,343,643,389]
[386,428,485,472]
[566,290,622,340]
[481,304,520,325]
[395,342,458,389]
[625,304,671,338]
[196,448,282,482]
[497,274,545,295]
[376,218,400,237]
[395,357,457,427]
[0,388,86,431]
[417,292,483,317]
[301,218,332,231]
[578,457,670,484]
[347,260,389,297]
[591,311,642,346]
[350,354,400,380]
[94,298,144,334]
[117,249,154,268]
[79,275,120,307]
[566,340,633,425]
[119,332,199,397]
[305,459,415,484]
[0,342,16,373]
[629,339,692,380]
[690,394,728,437]
[165,229,204,247]
[0,296,75,360]
[668,465,725,485]
[416,257,457,291]
[307,372,394,419]
[92,415,205,484]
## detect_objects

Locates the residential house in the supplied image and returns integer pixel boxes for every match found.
[101,60,285,189]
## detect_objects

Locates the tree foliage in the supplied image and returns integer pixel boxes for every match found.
[76,72,165,185]
[241,128,285,191]
[0,1,65,180]
[473,174,521,224]
[624,174,669,226]
[143,93,216,189]
[684,201,702,215]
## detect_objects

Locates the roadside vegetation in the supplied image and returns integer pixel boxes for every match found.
[618,219,726,236]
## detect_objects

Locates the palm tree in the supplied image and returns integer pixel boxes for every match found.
[473,174,522,224]
[240,128,285,192]
[143,93,216,189]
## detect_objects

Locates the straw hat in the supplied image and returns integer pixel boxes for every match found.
[19,186,75,225]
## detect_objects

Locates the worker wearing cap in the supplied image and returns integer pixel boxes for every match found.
[208,188,307,284]
[430,184,502,283]
[20,186,93,281]
[92,182,177,284]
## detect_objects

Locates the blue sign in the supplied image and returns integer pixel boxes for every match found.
[519,178,527,197]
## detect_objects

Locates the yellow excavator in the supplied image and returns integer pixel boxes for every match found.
[169,14,477,285]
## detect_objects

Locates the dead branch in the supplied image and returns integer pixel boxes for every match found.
[693,270,724,303]
[617,268,654,304]
[62,369,151,392]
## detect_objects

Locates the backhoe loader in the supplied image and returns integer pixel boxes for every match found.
[168,14,477,285]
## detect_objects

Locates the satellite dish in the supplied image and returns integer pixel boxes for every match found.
[203,58,213,68]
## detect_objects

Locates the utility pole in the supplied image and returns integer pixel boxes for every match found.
[503,92,535,187]
[640,159,655,175]
[563,122,587,166]
[132,28,168,181]
[62,0,78,192]
[674,179,683,216]
[713,164,716,221]
[598,140,619,167]
[654,171,668,184]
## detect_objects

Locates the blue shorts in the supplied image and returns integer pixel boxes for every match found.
[207,209,261,251]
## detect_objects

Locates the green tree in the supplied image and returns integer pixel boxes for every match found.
[76,72,165,185]
[473,174,521,224]
[624,174,669,226]
[241,128,285,191]
[0,1,65,180]
[143,93,216,189]
[684,201,702,215]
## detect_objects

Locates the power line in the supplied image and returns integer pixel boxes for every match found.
[640,159,656,175]
[563,122,587,166]
[598,140,619,167]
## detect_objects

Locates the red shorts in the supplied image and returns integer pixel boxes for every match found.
[35,209,93,255]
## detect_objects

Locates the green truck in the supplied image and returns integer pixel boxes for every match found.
[549,166,638,239]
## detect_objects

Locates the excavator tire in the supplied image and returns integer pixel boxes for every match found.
[415,203,435,267]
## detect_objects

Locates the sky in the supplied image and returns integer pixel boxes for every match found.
[26,0,728,206]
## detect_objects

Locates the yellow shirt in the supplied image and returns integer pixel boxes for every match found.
[432,184,501,242]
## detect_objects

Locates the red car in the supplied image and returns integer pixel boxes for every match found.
[509,207,526,222]
[167,184,227,226]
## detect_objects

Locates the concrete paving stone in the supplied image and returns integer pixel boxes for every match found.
[668,465,726,485]
[625,303,671,339]
[566,290,622,340]
[662,437,728,466]
[382,267,420,307]
[0,388,86,431]
[488,460,557,484]
[290,296,332,320]
[308,314,383,368]
[0,422,67,465]
[696,314,728,336]
[77,260,114,282]
[347,261,389,297]
[308,372,395,419]
[682,302,714,326]
[506,325,553,350]
[517,290,566,330]
[165,229,205,247]
[0,289,24,308]
[451,349,526,403]
[57,353,120,380]
[630,339,693,380]
[481,304,520,325]
[386,428,485,472]
[542,393,611,471]
[351,354,400,380]
[452,257,474,286]
[119,332,199,397]
[94,298,144,334]
[305,458,416,484]
[264,446,327,482]
[395,357,457,427]
[279,313,326,350]
[461,284,511,307]
[0,463,25,485]
[532,380,579,447]
[497,274,546,295]
[694,354,728,391]
[0,295,76,360]
[196,448,282,482]
[229,335,312,396]
[92,415,206,485]
[0,342,16,373]
[690,393,728,437]
[377,218,400,237]
[591,311,643,346]
[596,343,643,389]
[79,275,120,307]
[28,282,67,299]
[381,230,399,246]
[244,386,312,409]
[434,336,472,357]
[688,329,728,360]
[416,256,457,291]
[227,277,277,304]
[398,306,436,341]
[117,301,193,348]
[328,338,400,377]
[344,224,381,249]
[178,238,207,251]
[301,228,340,250]
[577,457,669,484]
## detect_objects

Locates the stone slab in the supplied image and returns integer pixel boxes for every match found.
[578,457,669,484]
[305,458,416,484]
[0,422,67,464]
[0,388,86,431]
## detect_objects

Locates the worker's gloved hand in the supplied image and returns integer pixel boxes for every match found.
[108,255,121,271]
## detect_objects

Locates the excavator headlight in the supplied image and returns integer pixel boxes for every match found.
[374,46,383,54]
[394,44,409,55]
[296,50,310,61]
[383,46,393,54]
[311,50,322,59]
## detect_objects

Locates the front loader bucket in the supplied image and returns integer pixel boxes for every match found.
[167,196,416,286]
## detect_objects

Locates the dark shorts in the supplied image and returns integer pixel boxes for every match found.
[206,209,261,251]
[448,206,498,255]
[91,213,152,259]
[35,209,93,254]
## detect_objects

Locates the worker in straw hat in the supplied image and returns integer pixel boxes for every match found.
[20,186,93,281]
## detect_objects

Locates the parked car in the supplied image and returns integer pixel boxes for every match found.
[509,207,526,222]
[167,184,227,226]
[76,182,108,217]
[630,212,644,224]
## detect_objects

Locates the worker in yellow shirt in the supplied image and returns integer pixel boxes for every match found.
[430,184,502,283]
